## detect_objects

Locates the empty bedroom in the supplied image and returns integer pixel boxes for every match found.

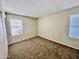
[0,0,79,59]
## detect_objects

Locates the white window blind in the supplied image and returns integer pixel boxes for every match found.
[10,19,23,36]
[69,14,79,39]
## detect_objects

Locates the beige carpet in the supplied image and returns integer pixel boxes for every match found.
[8,37,79,59]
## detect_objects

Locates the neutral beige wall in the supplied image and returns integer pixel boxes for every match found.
[38,6,79,50]
[6,14,37,44]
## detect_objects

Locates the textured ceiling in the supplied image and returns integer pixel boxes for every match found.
[3,0,79,18]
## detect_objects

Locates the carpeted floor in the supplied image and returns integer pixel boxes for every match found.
[8,36,79,59]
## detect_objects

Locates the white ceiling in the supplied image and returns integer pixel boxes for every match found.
[0,0,2,11]
[2,0,79,18]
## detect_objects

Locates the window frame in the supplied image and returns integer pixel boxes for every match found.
[10,19,24,37]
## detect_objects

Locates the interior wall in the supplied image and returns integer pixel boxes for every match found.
[6,13,37,44]
[0,12,8,59]
[38,6,79,50]
[0,0,1,11]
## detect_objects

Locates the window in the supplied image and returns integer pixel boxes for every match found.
[10,19,23,36]
[69,14,79,39]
